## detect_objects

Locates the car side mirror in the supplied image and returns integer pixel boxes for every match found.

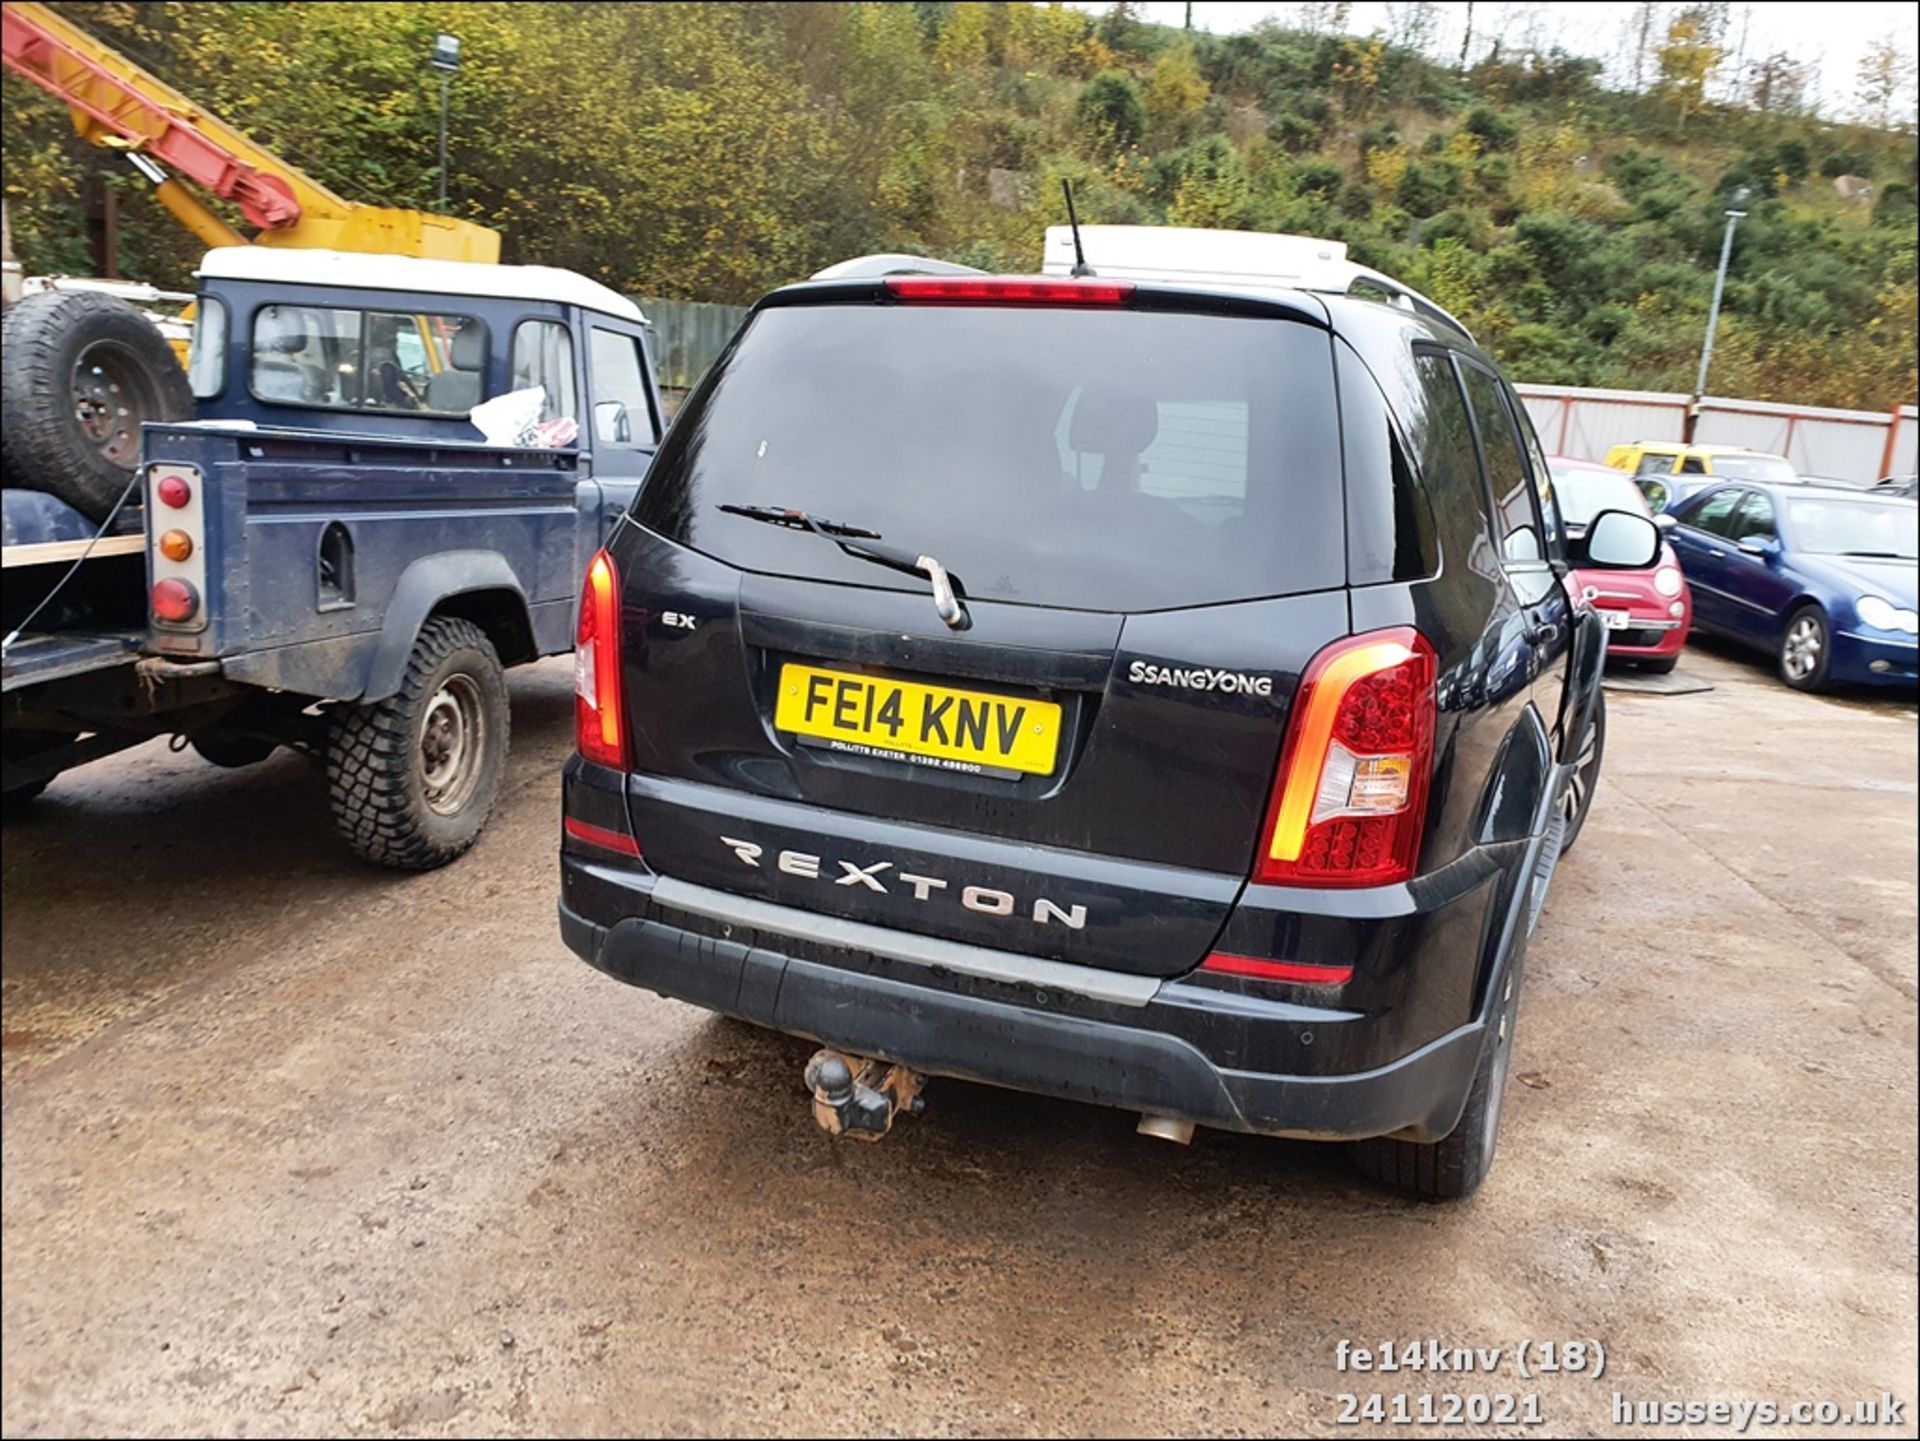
[594,399,631,444]
[1737,535,1780,560]
[1653,512,1677,531]
[1577,509,1661,569]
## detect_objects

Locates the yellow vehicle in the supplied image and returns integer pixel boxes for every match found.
[1602,441,1798,513]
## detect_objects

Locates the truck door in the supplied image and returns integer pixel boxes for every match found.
[584,323,664,515]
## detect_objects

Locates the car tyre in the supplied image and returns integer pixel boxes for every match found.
[1349,959,1522,1201]
[326,616,508,870]
[1557,688,1605,855]
[1778,604,1831,692]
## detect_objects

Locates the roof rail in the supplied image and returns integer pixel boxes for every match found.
[1342,269,1476,343]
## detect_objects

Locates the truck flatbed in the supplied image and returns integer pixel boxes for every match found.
[0,629,139,692]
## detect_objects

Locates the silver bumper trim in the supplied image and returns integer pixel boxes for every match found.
[651,876,1161,1008]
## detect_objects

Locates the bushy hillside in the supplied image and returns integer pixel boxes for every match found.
[4,1,1914,408]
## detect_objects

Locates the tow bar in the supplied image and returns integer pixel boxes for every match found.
[803,1049,926,1142]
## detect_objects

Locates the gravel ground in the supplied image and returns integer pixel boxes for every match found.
[2,644,1914,1438]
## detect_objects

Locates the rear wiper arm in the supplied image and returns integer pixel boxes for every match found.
[716,504,970,631]
[1837,550,1908,559]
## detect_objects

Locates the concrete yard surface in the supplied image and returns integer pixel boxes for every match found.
[2,647,1914,1437]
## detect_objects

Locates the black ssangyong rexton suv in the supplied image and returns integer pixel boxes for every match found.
[558,271,1659,1198]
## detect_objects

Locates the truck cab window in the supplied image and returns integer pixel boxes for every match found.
[253,305,359,407]
[249,306,484,416]
[589,328,657,448]
[187,295,227,400]
[511,320,577,424]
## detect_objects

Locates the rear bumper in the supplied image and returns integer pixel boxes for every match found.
[558,872,1489,1143]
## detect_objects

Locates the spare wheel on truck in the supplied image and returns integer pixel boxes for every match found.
[1,290,193,522]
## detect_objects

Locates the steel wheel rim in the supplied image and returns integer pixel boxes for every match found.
[1562,714,1598,824]
[71,341,159,470]
[420,674,485,816]
[1784,616,1823,680]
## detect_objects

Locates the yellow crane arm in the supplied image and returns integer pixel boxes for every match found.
[0,1,498,262]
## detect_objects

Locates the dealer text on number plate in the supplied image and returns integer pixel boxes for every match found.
[774,663,1060,778]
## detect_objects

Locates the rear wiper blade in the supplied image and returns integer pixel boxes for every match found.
[717,503,882,540]
[716,503,970,631]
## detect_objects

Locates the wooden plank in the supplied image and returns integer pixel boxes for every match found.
[0,534,146,569]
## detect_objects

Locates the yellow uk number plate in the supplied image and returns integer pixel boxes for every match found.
[774,663,1061,779]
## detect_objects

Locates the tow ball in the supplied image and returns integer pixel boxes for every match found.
[803,1049,926,1141]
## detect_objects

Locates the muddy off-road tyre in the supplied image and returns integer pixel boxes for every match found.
[326,617,508,871]
[1,291,193,522]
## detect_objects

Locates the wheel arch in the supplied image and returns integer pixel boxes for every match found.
[360,552,535,703]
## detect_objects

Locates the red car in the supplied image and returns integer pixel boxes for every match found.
[1551,456,1693,674]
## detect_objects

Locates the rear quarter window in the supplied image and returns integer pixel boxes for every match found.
[633,302,1344,612]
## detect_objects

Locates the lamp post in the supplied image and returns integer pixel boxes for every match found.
[430,33,461,215]
[1690,184,1751,437]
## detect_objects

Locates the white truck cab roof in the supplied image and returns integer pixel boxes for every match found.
[196,247,647,325]
[1040,225,1471,340]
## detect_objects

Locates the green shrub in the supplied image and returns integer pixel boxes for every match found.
[1462,105,1519,152]
[1266,111,1321,154]
[1290,158,1345,198]
[1077,70,1145,148]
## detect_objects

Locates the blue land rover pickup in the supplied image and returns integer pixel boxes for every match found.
[1,246,667,867]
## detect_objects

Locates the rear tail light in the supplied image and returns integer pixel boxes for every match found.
[1255,628,1436,888]
[158,529,194,561]
[150,577,199,624]
[154,473,192,508]
[884,277,1134,306]
[574,549,628,769]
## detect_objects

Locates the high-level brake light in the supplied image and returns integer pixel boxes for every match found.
[574,549,628,769]
[1255,628,1436,888]
[884,277,1134,307]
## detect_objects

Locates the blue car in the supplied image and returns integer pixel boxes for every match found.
[1660,481,1918,691]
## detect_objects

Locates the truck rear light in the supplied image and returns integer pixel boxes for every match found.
[1200,953,1353,986]
[1255,628,1435,888]
[158,529,194,561]
[574,549,628,769]
[884,277,1135,306]
[155,473,192,508]
[150,577,199,624]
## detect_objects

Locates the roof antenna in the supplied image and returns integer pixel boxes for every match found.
[1061,178,1095,277]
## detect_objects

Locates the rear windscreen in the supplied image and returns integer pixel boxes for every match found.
[632,303,1343,612]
